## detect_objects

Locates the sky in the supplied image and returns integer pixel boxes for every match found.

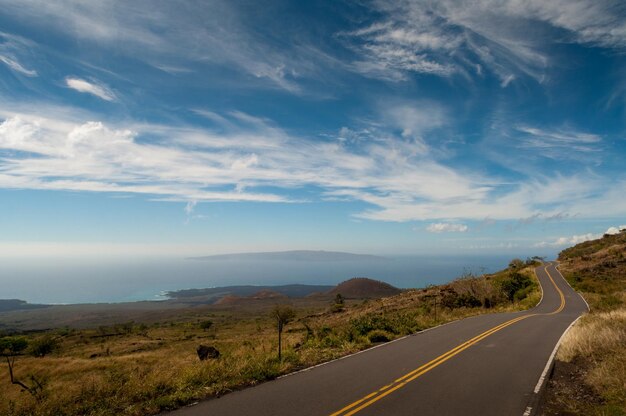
[1,0,625,259]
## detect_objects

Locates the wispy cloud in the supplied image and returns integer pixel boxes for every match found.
[65,77,116,101]
[515,125,602,154]
[426,223,469,233]
[344,0,626,85]
[0,32,39,77]
[0,55,37,76]
[0,0,328,93]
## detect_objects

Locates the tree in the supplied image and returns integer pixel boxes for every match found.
[0,337,45,398]
[508,258,525,270]
[270,305,296,360]
[331,293,345,312]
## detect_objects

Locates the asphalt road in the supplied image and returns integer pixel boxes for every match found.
[167,263,588,416]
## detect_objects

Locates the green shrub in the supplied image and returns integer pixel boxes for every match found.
[349,314,395,336]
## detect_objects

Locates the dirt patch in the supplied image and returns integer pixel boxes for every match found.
[539,357,604,415]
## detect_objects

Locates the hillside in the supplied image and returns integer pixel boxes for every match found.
[327,277,401,298]
[558,229,626,296]
[541,229,626,415]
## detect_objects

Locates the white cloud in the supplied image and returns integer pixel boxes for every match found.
[1,104,625,223]
[534,233,599,247]
[426,223,469,233]
[535,225,626,247]
[65,77,116,101]
[605,225,626,235]
[0,55,37,76]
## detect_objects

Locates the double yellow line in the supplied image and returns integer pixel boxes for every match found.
[330,265,565,416]
[544,265,565,315]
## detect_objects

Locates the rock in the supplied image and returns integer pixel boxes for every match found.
[197,345,220,361]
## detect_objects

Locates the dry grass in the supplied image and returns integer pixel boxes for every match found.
[556,305,626,409]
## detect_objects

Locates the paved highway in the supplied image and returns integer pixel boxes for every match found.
[167,263,588,416]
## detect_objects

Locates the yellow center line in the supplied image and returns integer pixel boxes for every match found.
[329,264,565,416]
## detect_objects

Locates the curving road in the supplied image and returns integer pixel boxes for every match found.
[167,263,588,416]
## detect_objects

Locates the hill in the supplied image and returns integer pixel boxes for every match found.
[0,299,49,313]
[541,229,626,415]
[167,284,333,303]
[558,229,626,295]
[328,277,401,298]
[188,250,384,262]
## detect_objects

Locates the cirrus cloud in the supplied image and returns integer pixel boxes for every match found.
[65,77,116,101]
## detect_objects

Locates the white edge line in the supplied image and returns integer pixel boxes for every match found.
[532,315,583,394]
[277,318,462,380]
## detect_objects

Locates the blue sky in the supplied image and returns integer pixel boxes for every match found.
[1,0,625,258]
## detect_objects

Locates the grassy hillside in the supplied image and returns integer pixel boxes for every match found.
[0,260,540,416]
[541,230,626,416]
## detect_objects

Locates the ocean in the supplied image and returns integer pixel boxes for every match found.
[1,255,522,304]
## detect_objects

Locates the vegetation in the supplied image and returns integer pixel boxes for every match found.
[542,229,626,416]
[0,260,541,416]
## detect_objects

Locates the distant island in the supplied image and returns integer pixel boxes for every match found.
[0,299,50,313]
[187,250,386,262]
[166,284,334,301]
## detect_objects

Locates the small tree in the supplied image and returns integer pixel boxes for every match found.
[0,337,45,398]
[331,293,345,312]
[270,305,296,360]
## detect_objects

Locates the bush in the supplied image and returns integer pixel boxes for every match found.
[498,271,534,301]
[367,330,392,343]
[199,320,213,330]
[29,335,60,357]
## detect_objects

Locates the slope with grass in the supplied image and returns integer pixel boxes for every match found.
[540,229,626,416]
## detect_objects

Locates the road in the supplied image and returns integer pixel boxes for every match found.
[167,263,588,416]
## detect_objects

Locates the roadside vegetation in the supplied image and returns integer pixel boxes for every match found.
[541,229,626,416]
[0,259,540,416]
